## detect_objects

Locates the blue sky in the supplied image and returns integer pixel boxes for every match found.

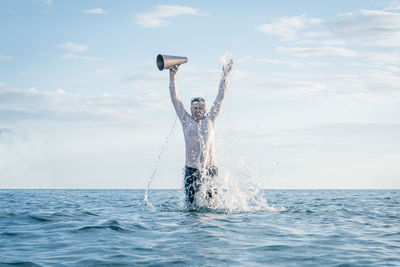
[1,0,400,189]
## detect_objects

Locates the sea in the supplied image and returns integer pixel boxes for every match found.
[1,189,399,266]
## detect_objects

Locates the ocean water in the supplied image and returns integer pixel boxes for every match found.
[1,189,399,266]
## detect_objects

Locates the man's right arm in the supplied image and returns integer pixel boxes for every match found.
[169,66,188,122]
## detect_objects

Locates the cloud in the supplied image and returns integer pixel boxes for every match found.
[362,51,400,66]
[0,127,51,188]
[83,8,108,15]
[255,58,330,68]
[384,1,400,11]
[332,9,400,47]
[136,5,200,27]
[258,14,323,40]
[63,53,100,61]
[0,54,12,61]
[239,67,400,104]
[252,79,326,99]
[346,61,400,74]
[58,42,99,61]
[32,0,52,5]
[96,68,119,76]
[0,88,169,124]
[58,42,87,52]
[290,122,400,153]
[257,8,400,47]
[238,121,400,150]
[276,46,358,57]
[325,71,400,103]
[293,39,346,46]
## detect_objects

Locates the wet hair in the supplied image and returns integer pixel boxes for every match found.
[191,97,205,105]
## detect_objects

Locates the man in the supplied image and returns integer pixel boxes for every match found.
[169,59,233,205]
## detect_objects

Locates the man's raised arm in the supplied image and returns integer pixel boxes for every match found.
[209,60,233,121]
[169,66,188,122]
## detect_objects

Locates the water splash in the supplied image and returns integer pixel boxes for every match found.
[188,158,285,214]
[220,51,233,82]
[144,116,178,209]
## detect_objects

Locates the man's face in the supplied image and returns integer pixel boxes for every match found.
[191,101,206,122]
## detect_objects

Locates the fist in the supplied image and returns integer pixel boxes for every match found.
[169,65,179,76]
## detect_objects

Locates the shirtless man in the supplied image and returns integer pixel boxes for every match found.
[169,60,233,205]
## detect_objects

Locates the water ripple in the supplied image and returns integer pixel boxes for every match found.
[0,189,399,266]
[77,219,129,233]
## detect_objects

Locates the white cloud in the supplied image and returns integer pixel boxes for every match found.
[59,42,87,52]
[257,8,400,47]
[292,122,400,153]
[293,39,347,46]
[346,61,400,74]
[96,68,119,76]
[238,121,400,152]
[258,14,323,40]
[327,71,400,103]
[136,5,200,28]
[0,54,12,61]
[0,128,51,188]
[332,9,400,47]
[58,42,99,61]
[255,58,330,68]
[317,40,347,46]
[236,54,253,63]
[240,67,400,104]
[303,31,330,38]
[32,0,53,5]
[384,1,400,11]
[367,51,400,65]
[252,79,326,99]
[0,87,169,124]
[63,53,100,61]
[83,8,108,15]
[276,46,358,57]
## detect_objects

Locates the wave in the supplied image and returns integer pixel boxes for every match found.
[0,262,43,267]
[77,219,128,233]
[28,215,53,223]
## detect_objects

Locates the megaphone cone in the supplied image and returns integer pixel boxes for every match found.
[156,54,188,71]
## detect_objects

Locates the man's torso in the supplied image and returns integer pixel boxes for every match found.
[181,115,216,169]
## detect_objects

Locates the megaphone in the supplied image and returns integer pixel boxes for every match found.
[156,54,188,71]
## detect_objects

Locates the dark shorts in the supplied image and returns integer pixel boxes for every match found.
[184,166,218,205]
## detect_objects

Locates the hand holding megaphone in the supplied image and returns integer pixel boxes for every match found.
[156,54,188,71]
[169,65,179,79]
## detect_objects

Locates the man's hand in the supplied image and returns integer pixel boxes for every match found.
[169,65,179,80]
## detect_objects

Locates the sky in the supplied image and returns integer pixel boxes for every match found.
[1,0,400,189]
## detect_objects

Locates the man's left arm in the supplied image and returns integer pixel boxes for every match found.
[209,60,233,121]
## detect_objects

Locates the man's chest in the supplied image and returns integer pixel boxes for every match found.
[183,119,213,138]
